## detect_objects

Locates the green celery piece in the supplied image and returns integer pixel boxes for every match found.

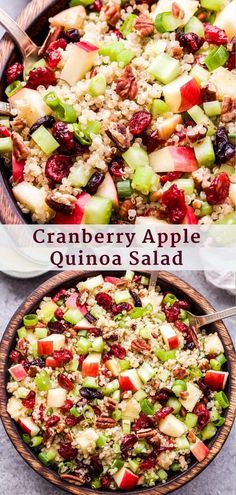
[120,14,137,37]
[200,0,225,10]
[99,42,125,61]
[123,145,149,169]
[205,46,229,71]
[84,196,113,224]
[148,53,181,84]
[117,49,135,67]
[37,302,58,323]
[131,166,155,195]
[31,126,59,156]
[64,308,84,325]
[184,16,204,36]
[193,136,215,168]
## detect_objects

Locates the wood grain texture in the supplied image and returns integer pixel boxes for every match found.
[0,0,67,224]
[0,270,235,495]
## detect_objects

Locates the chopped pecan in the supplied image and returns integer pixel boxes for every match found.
[63,430,73,443]
[45,192,76,214]
[102,328,118,340]
[187,430,196,443]
[116,65,138,100]
[173,367,189,379]
[180,391,189,400]
[137,428,156,439]
[103,3,121,26]
[221,97,236,123]
[106,123,131,151]
[38,27,63,56]
[12,132,30,161]
[96,416,117,428]
[60,474,86,485]
[134,14,154,37]
[11,117,27,132]
[131,338,150,353]
[104,397,118,411]
[187,124,207,143]
[201,82,217,102]
[28,366,39,378]
[172,2,185,19]
[170,45,183,59]
[119,199,134,220]
[149,432,161,447]
[198,359,210,372]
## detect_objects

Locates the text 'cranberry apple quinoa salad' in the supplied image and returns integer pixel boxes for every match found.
[7,273,230,489]
[1,0,236,225]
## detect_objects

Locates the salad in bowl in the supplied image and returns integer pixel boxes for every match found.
[0,0,236,225]
[6,272,230,490]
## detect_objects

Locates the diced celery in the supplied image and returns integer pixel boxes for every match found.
[129,459,139,473]
[112,390,121,402]
[120,14,137,37]
[70,0,94,6]
[96,434,107,447]
[122,419,131,434]
[99,41,125,61]
[193,136,215,168]
[123,145,149,169]
[172,380,187,397]
[205,46,229,71]
[188,105,215,136]
[133,389,147,402]
[219,164,234,176]
[0,137,12,153]
[188,367,203,379]
[117,49,135,67]
[68,358,79,371]
[88,75,106,96]
[124,270,135,280]
[82,377,99,388]
[46,448,57,462]
[155,348,176,361]
[91,479,101,489]
[84,196,113,224]
[114,289,131,304]
[112,409,122,421]
[200,0,225,10]
[68,163,92,188]
[120,359,130,371]
[158,469,168,481]
[132,166,155,195]
[163,293,177,305]
[174,178,194,195]
[133,440,148,454]
[185,412,198,429]
[31,436,43,448]
[17,326,27,339]
[138,363,155,383]
[70,406,81,417]
[92,337,104,353]
[31,126,59,156]
[90,304,105,319]
[55,102,77,123]
[215,391,229,408]
[35,370,51,391]
[155,12,181,32]
[5,81,23,97]
[148,53,181,84]
[201,422,217,441]
[203,101,221,117]
[167,397,181,414]
[64,308,83,325]
[102,379,120,395]
[140,398,155,415]
[139,327,151,339]
[184,16,204,36]
[76,337,92,354]
[117,180,132,199]
[190,65,210,84]
[37,302,58,323]
[151,98,170,117]
[175,436,190,451]
[155,312,166,322]
[111,458,124,469]
[35,327,48,339]
[171,462,181,472]
[199,201,213,218]
[86,120,101,136]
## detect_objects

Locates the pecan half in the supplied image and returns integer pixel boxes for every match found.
[103,4,121,27]
[60,474,86,486]
[198,359,209,372]
[12,132,30,161]
[45,192,76,214]
[173,367,189,379]
[119,199,134,220]
[11,117,27,132]
[131,338,150,353]
[221,97,236,123]
[172,2,185,19]
[116,65,138,100]
[170,45,183,59]
[96,416,117,428]
[149,432,161,447]
[106,123,131,151]
[28,366,39,378]
[187,124,207,143]
[201,82,217,102]
[187,430,196,443]
[104,397,118,411]
[137,428,156,439]
[134,14,154,37]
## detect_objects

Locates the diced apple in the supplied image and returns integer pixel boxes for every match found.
[82,352,101,377]
[163,75,202,113]
[149,146,198,173]
[75,318,96,330]
[214,0,236,39]
[204,333,224,356]
[160,323,179,350]
[159,413,187,437]
[96,172,119,208]
[61,41,99,86]
[151,0,199,27]
[9,88,52,127]
[9,364,27,382]
[12,155,25,184]
[18,417,40,437]
[80,275,104,291]
[210,67,236,100]
[183,206,199,224]
[113,467,139,490]
[204,370,228,391]
[50,6,86,30]
[65,293,79,308]
[104,276,123,285]
[47,387,67,408]
[119,369,143,392]
[54,192,91,224]
[179,383,203,412]
[105,357,121,377]
[229,183,236,207]
[190,438,210,462]
[121,398,141,420]
[157,115,182,140]
[38,334,66,355]
[141,292,163,309]
[135,216,168,225]
[7,397,26,421]
[13,181,54,221]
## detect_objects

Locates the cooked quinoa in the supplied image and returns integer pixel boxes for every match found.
[7,272,229,489]
[1,0,236,225]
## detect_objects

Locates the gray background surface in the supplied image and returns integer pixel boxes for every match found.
[0,1,235,494]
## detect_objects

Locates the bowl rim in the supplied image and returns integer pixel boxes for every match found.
[0,269,236,495]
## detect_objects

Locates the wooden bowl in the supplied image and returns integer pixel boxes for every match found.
[0,0,68,224]
[0,270,235,495]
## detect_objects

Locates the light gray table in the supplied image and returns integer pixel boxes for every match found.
[0,1,235,494]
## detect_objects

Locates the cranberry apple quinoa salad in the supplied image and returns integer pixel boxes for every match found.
[7,273,230,489]
[1,0,236,225]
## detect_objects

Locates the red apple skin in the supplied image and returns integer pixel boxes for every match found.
[118,470,139,490]
[204,371,227,391]
[38,340,53,356]
[12,155,25,184]
[76,41,99,52]
[45,356,58,368]
[10,364,28,381]
[191,439,209,462]
[54,192,91,224]
[179,78,202,112]
[65,292,79,308]
[168,335,179,350]
[170,146,198,172]
[82,362,99,378]
[119,376,137,392]
[105,276,123,285]
[76,304,88,315]
[18,418,31,435]
[183,206,198,224]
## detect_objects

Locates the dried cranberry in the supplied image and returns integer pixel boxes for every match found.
[133,413,154,431]
[22,391,36,409]
[29,116,55,135]
[205,172,230,205]
[95,292,113,311]
[193,402,210,430]
[204,23,228,44]
[163,302,180,322]
[26,67,57,89]
[88,456,103,477]
[113,29,123,39]
[52,289,67,302]
[154,388,172,406]
[45,154,73,184]
[109,158,125,179]
[52,349,73,365]
[128,111,152,135]
[54,308,64,320]
[111,344,126,359]
[93,0,103,12]
[120,434,137,458]
[129,290,142,307]
[79,355,85,368]
[58,442,78,461]
[63,29,80,43]
[9,350,22,364]
[47,39,68,52]
[112,302,132,314]
[45,414,60,428]
[226,38,236,70]
[178,300,190,310]
[45,39,67,69]
[175,320,187,333]
[61,399,74,413]
[100,474,112,489]
[139,454,157,471]
[197,379,211,397]
[21,360,30,371]
[52,121,76,154]
[214,127,235,164]
[176,31,204,52]
[65,415,82,426]
[48,321,66,334]
[154,406,173,422]
[160,172,183,186]
[0,125,11,137]
[84,312,97,323]
[161,184,187,224]
[5,62,23,83]
[142,130,161,153]
[80,387,104,400]
[102,351,112,362]
[58,373,74,391]
[39,403,44,422]
[84,171,105,194]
